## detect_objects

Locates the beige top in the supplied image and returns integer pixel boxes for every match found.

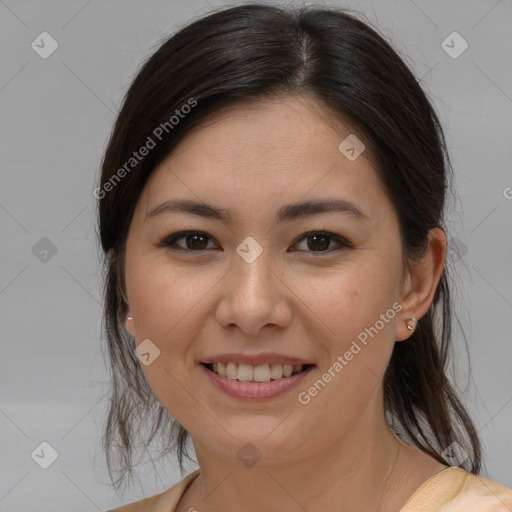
[107,467,512,512]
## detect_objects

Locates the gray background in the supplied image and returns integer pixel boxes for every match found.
[0,0,511,510]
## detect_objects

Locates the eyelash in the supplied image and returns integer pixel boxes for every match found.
[159,230,352,255]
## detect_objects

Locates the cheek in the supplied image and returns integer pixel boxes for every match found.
[125,256,208,413]
[304,259,401,348]
[296,265,400,424]
[126,253,201,340]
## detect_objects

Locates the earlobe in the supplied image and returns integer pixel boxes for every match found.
[396,227,447,342]
[396,311,418,342]
[125,310,135,336]
[405,317,418,332]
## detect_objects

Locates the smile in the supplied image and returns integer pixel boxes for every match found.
[203,362,311,382]
[199,362,315,400]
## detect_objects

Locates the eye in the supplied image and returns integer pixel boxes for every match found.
[290,231,351,254]
[160,230,351,255]
[162,231,218,251]
[160,231,219,252]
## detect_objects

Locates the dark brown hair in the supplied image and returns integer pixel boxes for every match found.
[96,2,482,492]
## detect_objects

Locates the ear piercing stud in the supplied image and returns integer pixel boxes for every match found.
[406,317,417,331]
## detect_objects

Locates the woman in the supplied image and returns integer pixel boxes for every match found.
[97,4,512,511]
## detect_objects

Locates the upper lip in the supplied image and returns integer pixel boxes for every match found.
[200,352,315,366]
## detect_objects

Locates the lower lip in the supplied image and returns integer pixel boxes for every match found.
[199,364,314,400]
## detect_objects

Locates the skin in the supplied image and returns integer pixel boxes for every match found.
[122,95,447,512]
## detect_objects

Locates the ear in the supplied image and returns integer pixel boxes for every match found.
[119,289,134,336]
[109,249,134,336]
[395,227,447,342]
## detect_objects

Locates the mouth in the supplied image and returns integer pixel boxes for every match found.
[201,362,315,383]
[198,353,316,400]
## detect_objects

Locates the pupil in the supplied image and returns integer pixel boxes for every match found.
[187,234,208,250]
[308,234,330,251]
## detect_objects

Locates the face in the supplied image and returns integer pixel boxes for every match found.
[122,95,415,465]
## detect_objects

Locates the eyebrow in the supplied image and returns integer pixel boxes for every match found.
[145,198,369,224]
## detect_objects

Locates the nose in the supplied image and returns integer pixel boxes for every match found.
[215,248,293,335]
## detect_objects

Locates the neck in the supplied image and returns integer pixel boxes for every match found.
[189,404,402,512]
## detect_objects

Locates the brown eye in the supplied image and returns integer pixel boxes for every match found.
[306,233,330,251]
[161,231,218,252]
[184,233,209,250]
[160,230,350,255]
[291,231,350,254]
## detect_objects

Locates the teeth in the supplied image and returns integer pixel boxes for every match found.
[238,364,253,382]
[253,364,271,382]
[208,362,305,381]
[270,363,283,379]
[217,362,226,377]
[226,362,238,379]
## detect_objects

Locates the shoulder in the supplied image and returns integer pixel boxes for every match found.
[401,467,512,512]
[447,470,512,511]
[106,469,200,512]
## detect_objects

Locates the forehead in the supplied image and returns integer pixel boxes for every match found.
[167,95,373,166]
[136,95,389,222]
